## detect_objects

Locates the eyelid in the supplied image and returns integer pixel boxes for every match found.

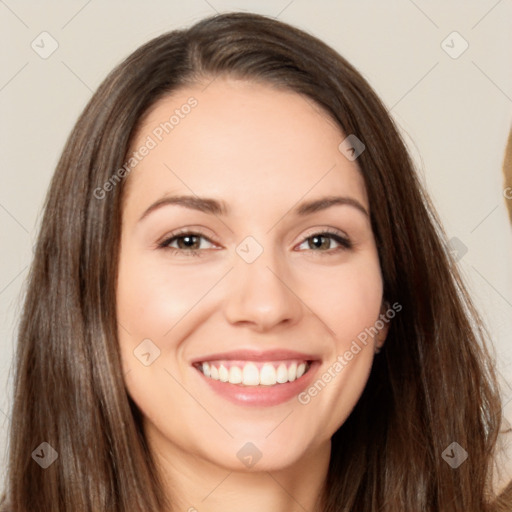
[157,227,219,248]
[298,226,349,243]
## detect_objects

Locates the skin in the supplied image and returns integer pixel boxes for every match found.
[117,77,388,512]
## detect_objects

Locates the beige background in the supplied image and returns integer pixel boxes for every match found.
[1,0,511,490]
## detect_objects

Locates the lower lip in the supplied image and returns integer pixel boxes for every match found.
[194,361,321,407]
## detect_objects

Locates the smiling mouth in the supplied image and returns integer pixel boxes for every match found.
[193,359,313,387]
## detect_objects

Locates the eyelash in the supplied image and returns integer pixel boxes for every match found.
[157,228,352,257]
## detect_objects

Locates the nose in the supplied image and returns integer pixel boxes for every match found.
[223,244,304,332]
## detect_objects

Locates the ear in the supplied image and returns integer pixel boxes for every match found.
[375,300,391,354]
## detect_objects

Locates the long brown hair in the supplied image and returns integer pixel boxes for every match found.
[1,12,510,511]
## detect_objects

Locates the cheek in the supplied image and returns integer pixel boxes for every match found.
[302,253,383,343]
[115,250,213,433]
[294,254,383,432]
[334,269,382,340]
[116,252,217,340]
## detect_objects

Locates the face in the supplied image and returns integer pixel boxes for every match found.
[116,77,388,473]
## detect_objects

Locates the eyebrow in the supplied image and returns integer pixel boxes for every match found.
[138,194,369,222]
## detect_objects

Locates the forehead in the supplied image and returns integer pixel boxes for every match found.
[124,77,368,215]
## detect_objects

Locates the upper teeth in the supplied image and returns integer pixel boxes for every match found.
[198,361,310,386]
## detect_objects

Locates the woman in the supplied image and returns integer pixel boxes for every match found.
[1,11,511,512]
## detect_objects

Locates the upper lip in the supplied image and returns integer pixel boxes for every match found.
[190,349,321,364]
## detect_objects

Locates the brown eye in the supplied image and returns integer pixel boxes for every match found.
[159,232,216,256]
[308,234,331,250]
[174,234,201,250]
[297,231,352,254]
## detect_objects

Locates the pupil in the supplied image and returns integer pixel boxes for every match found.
[311,235,327,249]
[181,235,197,249]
